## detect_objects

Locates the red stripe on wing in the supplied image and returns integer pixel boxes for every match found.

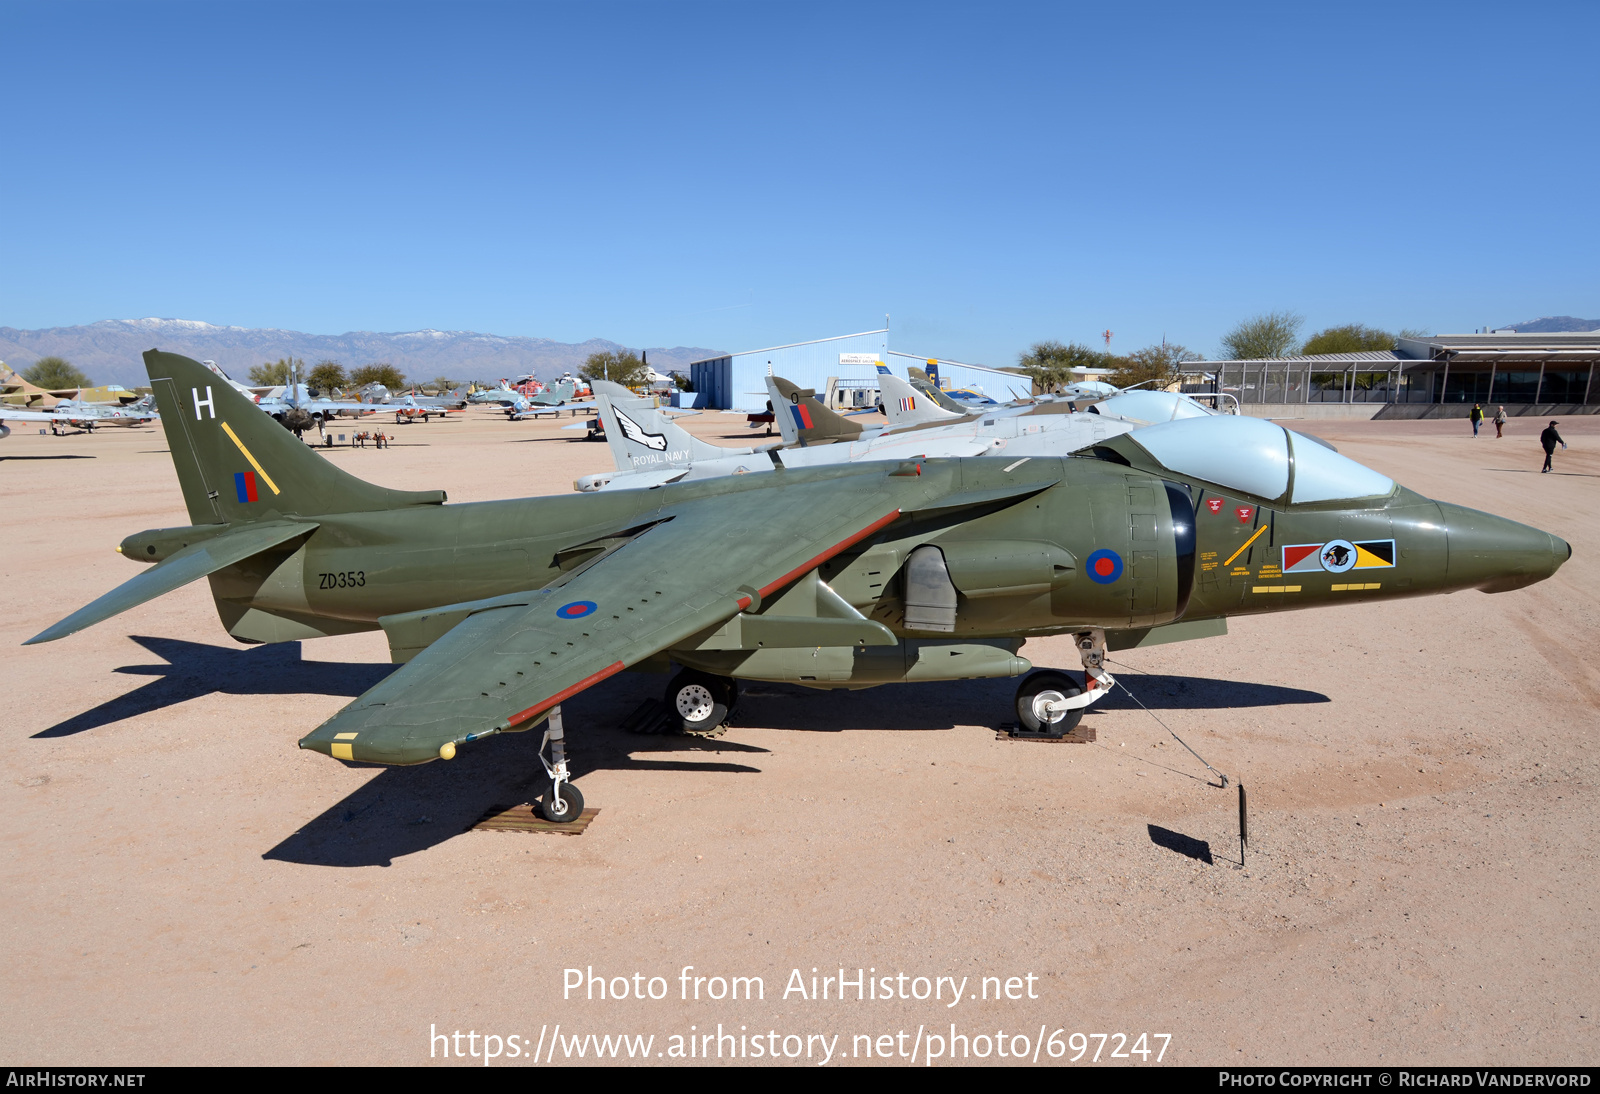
[507,661,626,728]
[758,509,901,598]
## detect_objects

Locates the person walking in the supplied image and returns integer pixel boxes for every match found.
[1493,405,1507,439]
[1470,403,1483,437]
[1540,420,1566,473]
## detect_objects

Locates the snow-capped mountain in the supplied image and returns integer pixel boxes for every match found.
[0,318,722,388]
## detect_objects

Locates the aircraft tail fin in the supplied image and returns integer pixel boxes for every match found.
[879,372,967,427]
[593,380,734,471]
[906,368,970,414]
[765,375,865,446]
[145,349,445,526]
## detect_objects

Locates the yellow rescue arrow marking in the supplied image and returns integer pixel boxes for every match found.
[1222,523,1268,568]
[219,421,281,495]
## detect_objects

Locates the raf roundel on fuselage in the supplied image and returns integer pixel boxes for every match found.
[1116,415,1395,504]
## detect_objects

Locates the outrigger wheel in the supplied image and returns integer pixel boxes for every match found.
[538,779,585,823]
[1013,670,1085,738]
[666,670,736,736]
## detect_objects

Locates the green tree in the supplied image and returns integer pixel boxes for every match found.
[23,356,91,389]
[249,358,298,386]
[1107,343,1202,391]
[307,361,349,394]
[580,350,649,388]
[350,363,407,389]
[1219,311,1304,360]
[1301,324,1397,355]
[1015,340,1110,393]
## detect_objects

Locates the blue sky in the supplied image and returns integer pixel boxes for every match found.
[3,0,1595,363]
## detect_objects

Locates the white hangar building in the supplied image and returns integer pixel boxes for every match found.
[689,329,1031,412]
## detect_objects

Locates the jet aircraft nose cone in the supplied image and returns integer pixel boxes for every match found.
[1439,502,1570,593]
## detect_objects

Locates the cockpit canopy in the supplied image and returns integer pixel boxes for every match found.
[1103,414,1395,503]
[1091,390,1216,424]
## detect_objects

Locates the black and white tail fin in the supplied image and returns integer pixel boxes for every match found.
[593,380,740,471]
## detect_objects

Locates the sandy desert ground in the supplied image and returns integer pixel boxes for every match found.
[2,402,1595,1067]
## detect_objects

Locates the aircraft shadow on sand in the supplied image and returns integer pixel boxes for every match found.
[262,671,769,868]
[33,635,398,739]
[734,674,1329,733]
[262,671,1326,868]
[0,454,97,461]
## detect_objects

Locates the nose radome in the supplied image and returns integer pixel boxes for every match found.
[1439,502,1570,593]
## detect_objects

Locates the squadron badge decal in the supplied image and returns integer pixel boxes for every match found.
[613,408,667,451]
[1282,539,1395,574]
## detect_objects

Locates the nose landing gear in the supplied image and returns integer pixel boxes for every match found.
[1010,629,1117,739]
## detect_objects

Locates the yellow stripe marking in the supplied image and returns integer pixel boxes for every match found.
[1251,585,1301,594]
[1222,523,1268,567]
[1332,582,1382,592]
[219,421,281,495]
[331,743,354,761]
[334,732,359,741]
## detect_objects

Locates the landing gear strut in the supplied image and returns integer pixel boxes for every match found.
[1010,629,1117,738]
[536,706,585,822]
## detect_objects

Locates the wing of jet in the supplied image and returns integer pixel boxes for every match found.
[298,479,908,763]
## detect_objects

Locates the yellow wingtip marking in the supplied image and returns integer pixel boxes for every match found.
[331,743,354,761]
[219,420,281,495]
[1222,523,1268,567]
[334,732,359,741]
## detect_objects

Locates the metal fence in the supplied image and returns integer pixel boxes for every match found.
[1197,361,1599,405]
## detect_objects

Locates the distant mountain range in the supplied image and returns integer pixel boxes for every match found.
[1502,316,1600,333]
[0,319,725,389]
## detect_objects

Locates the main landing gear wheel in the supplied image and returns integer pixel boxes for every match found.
[666,670,734,737]
[538,780,585,823]
[1014,670,1085,738]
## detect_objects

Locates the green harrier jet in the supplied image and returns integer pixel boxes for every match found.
[28,351,1570,822]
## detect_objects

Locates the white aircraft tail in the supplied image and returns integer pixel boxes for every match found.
[592,380,737,471]
[878,371,966,428]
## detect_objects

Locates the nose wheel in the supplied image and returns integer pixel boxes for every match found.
[1010,630,1117,738]
[1013,671,1086,738]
